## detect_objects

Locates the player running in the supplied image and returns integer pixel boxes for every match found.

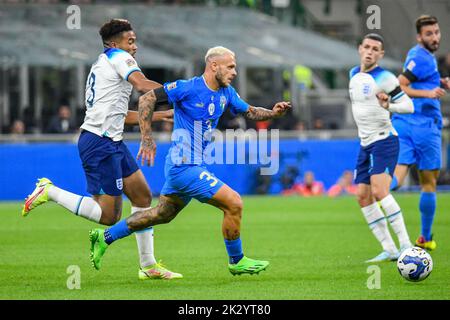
[349,34,414,263]
[22,19,182,280]
[89,46,291,275]
[390,15,450,251]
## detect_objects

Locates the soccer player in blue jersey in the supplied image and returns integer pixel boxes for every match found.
[23,19,181,280]
[391,15,450,251]
[89,46,291,275]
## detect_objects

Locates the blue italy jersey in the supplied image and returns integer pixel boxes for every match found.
[163,76,249,166]
[392,44,441,127]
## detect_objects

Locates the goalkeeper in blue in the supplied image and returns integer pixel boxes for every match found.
[349,34,414,263]
[89,46,291,275]
[391,15,450,251]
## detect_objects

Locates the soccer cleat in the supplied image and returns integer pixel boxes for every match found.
[228,256,269,276]
[415,235,437,251]
[22,178,53,217]
[393,244,414,260]
[365,251,398,263]
[89,229,109,270]
[138,261,183,280]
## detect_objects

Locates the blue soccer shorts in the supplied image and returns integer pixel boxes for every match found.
[354,135,399,185]
[160,163,225,205]
[392,118,441,170]
[78,130,139,196]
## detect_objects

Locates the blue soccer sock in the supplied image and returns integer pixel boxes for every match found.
[224,238,244,264]
[390,176,399,191]
[419,192,437,241]
[104,220,133,245]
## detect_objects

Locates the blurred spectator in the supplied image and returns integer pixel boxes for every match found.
[313,118,325,130]
[10,119,26,142]
[280,165,300,190]
[282,171,324,196]
[10,119,25,135]
[295,120,307,131]
[327,170,357,197]
[255,120,271,131]
[438,52,450,78]
[46,105,77,134]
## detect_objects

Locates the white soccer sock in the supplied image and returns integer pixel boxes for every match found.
[47,185,102,223]
[133,206,156,268]
[380,194,412,248]
[361,202,397,254]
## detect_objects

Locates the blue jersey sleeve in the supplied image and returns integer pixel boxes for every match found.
[227,86,249,115]
[163,79,193,105]
[403,54,433,81]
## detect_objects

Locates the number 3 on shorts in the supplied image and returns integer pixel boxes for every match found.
[199,171,218,187]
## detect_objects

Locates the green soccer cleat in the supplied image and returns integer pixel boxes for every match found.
[228,256,269,276]
[22,178,53,217]
[89,229,109,270]
[138,261,183,280]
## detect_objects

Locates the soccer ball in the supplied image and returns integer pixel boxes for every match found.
[397,247,433,282]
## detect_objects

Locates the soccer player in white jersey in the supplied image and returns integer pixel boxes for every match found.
[349,34,414,263]
[22,19,182,280]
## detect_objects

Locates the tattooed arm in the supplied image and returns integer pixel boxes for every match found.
[125,109,173,125]
[245,102,291,121]
[136,90,157,166]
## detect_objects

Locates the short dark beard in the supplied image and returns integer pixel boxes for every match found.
[423,40,439,53]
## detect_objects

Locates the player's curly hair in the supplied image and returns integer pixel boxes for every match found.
[99,19,133,46]
[416,15,438,34]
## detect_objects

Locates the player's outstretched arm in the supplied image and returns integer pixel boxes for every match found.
[125,109,173,125]
[398,74,446,99]
[137,90,157,166]
[128,71,163,93]
[245,102,291,121]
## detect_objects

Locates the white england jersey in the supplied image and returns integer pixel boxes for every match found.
[349,66,405,146]
[81,48,141,141]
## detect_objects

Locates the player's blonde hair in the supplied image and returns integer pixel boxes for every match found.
[205,46,235,63]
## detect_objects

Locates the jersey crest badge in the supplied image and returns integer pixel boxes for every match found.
[208,103,215,115]
[363,83,372,97]
[220,95,227,110]
[116,178,123,191]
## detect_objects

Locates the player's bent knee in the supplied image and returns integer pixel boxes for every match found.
[371,188,388,201]
[99,207,122,226]
[100,214,120,226]
[356,190,371,207]
[228,193,243,216]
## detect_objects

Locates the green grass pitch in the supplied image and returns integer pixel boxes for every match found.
[0,194,449,300]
